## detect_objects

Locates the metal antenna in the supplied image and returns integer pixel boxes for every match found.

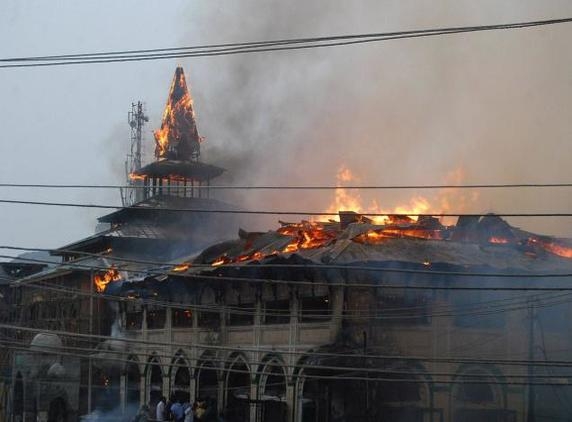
[122,101,149,206]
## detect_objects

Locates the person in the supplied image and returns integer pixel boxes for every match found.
[183,401,194,422]
[156,397,167,422]
[194,400,206,421]
[170,399,184,422]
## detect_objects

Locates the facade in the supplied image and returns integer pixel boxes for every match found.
[105,217,572,422]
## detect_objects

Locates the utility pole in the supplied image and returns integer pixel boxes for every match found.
[527,297,536,422]
[88,270,94,413]
[121,101,148,206]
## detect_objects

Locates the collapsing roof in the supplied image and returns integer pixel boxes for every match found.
[180,213,572,276]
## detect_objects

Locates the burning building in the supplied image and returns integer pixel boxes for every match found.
[104,212,572,422]
[6,65,572,422]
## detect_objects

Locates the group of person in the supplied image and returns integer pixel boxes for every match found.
[133,396,221,422]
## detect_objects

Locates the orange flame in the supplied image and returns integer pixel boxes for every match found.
[154,67,201,161]
[93,267,121,293]
[172,263,191,272]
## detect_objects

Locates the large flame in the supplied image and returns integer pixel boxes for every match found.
[154,67,201,161]
[93,267,121,293]
[318,165,460,224]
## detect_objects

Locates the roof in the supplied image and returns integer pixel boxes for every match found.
[178,216,572,277]
[131,159,224,181]
[98,195,236,224]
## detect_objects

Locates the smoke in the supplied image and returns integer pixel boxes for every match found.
[172,0,572,236]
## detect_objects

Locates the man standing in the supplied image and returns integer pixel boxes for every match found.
[156,396,167,421]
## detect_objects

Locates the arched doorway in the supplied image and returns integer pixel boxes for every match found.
[147,357,164,407]
[125,358,141,408]
[172,355,191,403]
[47,397,67,422]
[13,372,23,422]
[196,359,219,411]
[259,357,287,422]
[225,355,251,422]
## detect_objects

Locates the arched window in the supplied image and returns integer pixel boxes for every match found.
[259,357,287,422]
[196,360,219,406]
[225,356,251,421]
[147,357,163,406]
[172,356,191,403]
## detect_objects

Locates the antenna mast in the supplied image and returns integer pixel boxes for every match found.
[122,101,148,206]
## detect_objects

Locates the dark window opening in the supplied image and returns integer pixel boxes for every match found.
[147,308,166,329]
[228,303,255,326]
[173,309,193,328]
[264,300,290,324]
[126,312,142,330]
[198,310,220,329]
[300,296,331,322]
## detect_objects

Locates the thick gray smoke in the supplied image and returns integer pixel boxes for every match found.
[174,1,572,236]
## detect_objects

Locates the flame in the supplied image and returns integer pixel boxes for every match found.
[318,165,478,226]
[319,165,433,224]
[172,263,191,272]
[128,173,146,181]
[353,227,445,244]
[154,67,201,161]
[530,237,572,258]
[489,237,510,244]
[93,267,121,293]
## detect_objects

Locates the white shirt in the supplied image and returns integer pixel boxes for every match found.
[156,401,165,421]
[184,405,194,422]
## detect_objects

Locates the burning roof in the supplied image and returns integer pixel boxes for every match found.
[154,66,201,161]
[181,213,572,275]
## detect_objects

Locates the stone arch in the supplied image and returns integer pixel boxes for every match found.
[224,352,252,421]
[450,364,506,422]
[146,354,164,407]
[170,350,191,403]
[367,360,433,421]
[257,354,287,422]
[125,355,141,408]
[195,351,219,408]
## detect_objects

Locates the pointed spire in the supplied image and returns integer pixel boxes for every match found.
[154,66,201,161]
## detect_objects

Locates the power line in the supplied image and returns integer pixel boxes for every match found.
[1,198,572,218]
[1,182,572,190]
[5,252,572,285]
[1,17,571,69]
[3,322,572,369]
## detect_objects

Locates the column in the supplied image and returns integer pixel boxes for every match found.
[120,373,126,414]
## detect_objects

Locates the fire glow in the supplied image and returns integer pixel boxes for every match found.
[153,67,201,161]
[93,267,121,293]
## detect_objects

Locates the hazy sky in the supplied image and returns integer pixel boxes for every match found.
[1,1,572,257]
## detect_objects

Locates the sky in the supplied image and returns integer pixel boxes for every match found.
[1,1,572,257]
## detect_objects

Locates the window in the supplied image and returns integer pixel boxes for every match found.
[198,287,220,329]
[300,295,331,322]
[262,285,290,325]
[147,306,166,329]
[173,309,193,328]
[264,300,290,324]
[226,285,255,326]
